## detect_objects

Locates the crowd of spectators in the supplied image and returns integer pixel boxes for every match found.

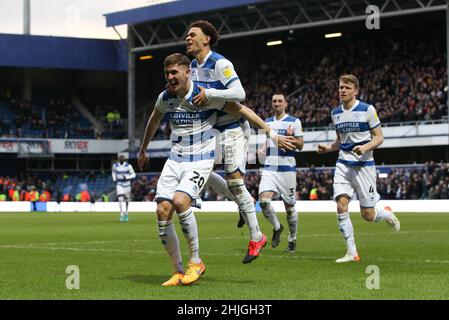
[0,93,95,139]
[131,175,158,201]
[0,172,111,202]
[197,162,449,201]
[241,34,447,129]
[150,33,446,139]
[0,174,53,202]
[377,162,449,200]
[94,107,127,139]
[0,87,127,139]
[1,162,447,203]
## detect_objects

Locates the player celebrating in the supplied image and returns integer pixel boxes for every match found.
[258,93,304,253]
[317,74,400,263]
[138,53,296,286]
[186,20,268,263]
[112,154,136,222]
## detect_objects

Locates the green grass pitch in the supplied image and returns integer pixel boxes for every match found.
[0,211,448,299]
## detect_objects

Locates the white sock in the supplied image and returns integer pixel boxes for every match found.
[260,199,281,231]
[228,179,262,242]
[337,212,357,256]
[206,172,235,201]
[118,197,124,216]
[157,220,184,274]
[286,207,298,242]
[178,209,201,264]
[373,206,393,223]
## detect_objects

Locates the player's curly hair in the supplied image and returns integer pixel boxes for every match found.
[189,20,220,47]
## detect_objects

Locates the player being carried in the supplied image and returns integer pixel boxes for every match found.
[185,20,297,263]
[111,154,136,222]
[258,93,304,253]
[317,74,400,263]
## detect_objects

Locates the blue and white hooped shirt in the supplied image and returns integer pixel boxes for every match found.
[331,100,381,167]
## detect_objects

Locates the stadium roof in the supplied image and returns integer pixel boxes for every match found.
[104,0,271,27]
[0,34,127,71]
[103,0,447,53]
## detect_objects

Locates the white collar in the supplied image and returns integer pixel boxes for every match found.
[343,99,359,112]
[274,113,289,121]
[197,50,212,67]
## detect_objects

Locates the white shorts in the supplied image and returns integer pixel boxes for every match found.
[116,185,131,200]
[333,161,380,208]
[155,158,215,202]
[258,169,297,205]
[241,120,251,141]
[217,127,248,174]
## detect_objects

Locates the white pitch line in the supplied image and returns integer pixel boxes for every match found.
[1,244,449,265]
[0,229,447,248]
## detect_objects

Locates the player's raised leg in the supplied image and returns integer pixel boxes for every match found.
[228,174,266,263]
[202,171,246,227]
[356,166,400,232]
[206,172,235,201]
[361,206,400,232]
[220,127,266,263]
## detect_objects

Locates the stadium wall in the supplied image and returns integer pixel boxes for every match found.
[1,200,448,213]
[139,122,449,157]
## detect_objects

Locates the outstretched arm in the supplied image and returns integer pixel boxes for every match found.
[138,108,164,170]
[224,101,296,150]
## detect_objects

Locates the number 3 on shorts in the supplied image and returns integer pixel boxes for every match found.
[189,171,205,188]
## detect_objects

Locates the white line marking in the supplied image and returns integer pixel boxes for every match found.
[0,229,447,248]
[1,244,448,265]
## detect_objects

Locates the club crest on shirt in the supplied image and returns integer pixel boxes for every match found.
[223,67,233,78]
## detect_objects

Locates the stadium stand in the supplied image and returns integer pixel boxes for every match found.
[131,175,159,202]
[147,32,446,140]
[0,86,127,139]
[0,90,93,139]
[127,163,449,202]
[75,87,127,139]
[194,162,449,202]
[0,172,114,202]
[242,34,447,129]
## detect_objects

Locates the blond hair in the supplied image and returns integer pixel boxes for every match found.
[339,74,359,89]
